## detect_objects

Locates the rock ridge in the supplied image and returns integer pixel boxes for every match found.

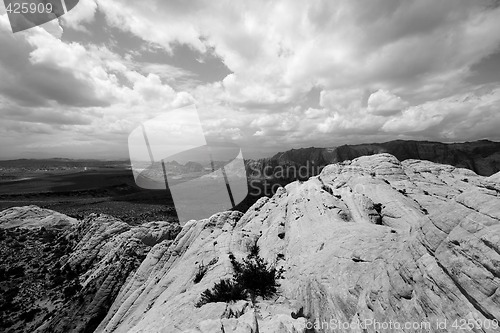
[96,153,500,332]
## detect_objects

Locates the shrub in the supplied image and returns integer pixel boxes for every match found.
[233,254,283,300]
[196,250,284,307]
[195,279,246,307]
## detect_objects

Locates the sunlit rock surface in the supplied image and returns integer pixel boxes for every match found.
[1,154,499,332]
[0,205,76,229]
[94,154,500,333]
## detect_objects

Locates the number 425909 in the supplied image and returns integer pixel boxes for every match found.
[5,2,53,14]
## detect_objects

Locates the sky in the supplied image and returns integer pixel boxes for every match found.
[1,0,500,160]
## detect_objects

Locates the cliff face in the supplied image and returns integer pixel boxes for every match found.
[249,140,500,177]
[2,154,500,333]
[96,154,500,333]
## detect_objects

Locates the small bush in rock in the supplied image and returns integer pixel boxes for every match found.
[233,254,283,299]
[195,279,246,307]
[196,249,284,307]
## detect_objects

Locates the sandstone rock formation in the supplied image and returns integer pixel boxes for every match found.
[35,215,182,333]
[0,208,181,333]
[94,153,500,332]
[0,205,77,229]
[2,153,500,332]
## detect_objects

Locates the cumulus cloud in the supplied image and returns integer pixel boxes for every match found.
[0,11,195,159]
[1,0,500,158]
[367,90,409,116]
[92,0,500,97]
[382,87,500,139]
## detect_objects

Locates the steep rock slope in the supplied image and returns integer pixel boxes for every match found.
[0,208,181,333]
[99,154,500,333]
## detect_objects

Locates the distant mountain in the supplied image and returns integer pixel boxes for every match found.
[247,139,500,177]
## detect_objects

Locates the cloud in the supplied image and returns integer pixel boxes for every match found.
[138,62,197,83]
[245,85,500,151]
[367,89,409,116]
[382,86,500,139]
[0,15,106,107]
[2,0,500,159]
[0,12,196,159]
[320,89,365,113]
[92,0,500,104]
[61,0,98,31]
[2,103,93,125]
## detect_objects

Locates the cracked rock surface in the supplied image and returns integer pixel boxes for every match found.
[96,154,500,332]
[0,208,181,333]
[2,153,500,333]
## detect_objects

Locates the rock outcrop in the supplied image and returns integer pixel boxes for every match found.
[93,153,500,332]
[0,205,77,229]
[0,208,181,333]
[2,153,500,332]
